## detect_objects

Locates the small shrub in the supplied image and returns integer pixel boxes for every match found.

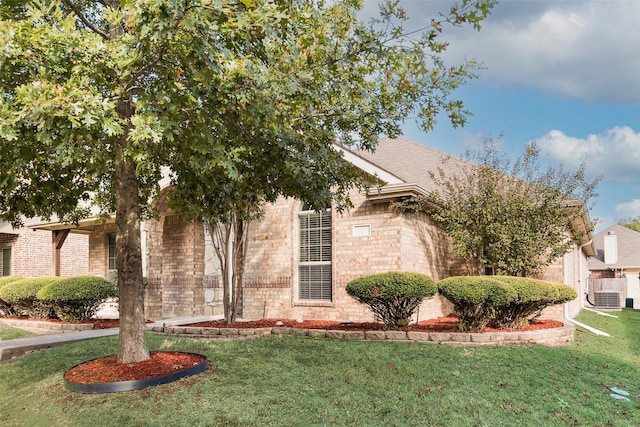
[0,276,25,317]
[37,275,118,321]
[437,276,517,332]
[491,277,577,329]
[346,272,437,329]
[0,277,63,318]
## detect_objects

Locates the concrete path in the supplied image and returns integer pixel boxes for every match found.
[0,315,220,362]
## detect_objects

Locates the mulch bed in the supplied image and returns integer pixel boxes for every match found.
[185,316,564,333]
[64,351,206,384]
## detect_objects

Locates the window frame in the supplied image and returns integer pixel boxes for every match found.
[297,203,333,302]
[2,247,11,276]
[107,233,117,272]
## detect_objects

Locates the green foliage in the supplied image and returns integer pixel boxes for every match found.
[37,275,117,321]
[346,272,436,329]
[618,217,640,233]
[491,276,577,329]
[0,276,24,317]
[437,276,517,331]
[0,277,62,318]
[425,137,601,277]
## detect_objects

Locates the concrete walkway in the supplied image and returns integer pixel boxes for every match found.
[0,315,219,362]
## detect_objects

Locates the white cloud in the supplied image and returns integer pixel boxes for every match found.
[367,0,640,103]
[615,199,640,220]
[534,126,640,183]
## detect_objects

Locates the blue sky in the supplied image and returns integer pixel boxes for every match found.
[362,0,640,230]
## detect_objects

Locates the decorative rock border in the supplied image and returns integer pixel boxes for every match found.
[0,318,94,332]
[152,324,575,346]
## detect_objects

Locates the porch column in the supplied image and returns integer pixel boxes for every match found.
[52,229,70,276]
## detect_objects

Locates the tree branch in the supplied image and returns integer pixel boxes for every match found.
[62,0,110,40]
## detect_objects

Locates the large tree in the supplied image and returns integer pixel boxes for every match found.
[0,0,495,363]
[396,138,601,277]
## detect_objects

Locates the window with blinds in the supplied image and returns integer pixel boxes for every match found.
[298,204,332,301]
[108,233,117,271]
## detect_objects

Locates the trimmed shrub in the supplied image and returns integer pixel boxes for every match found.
[0,276,25,317]
[491,277,578,329]
[0,277,63,318]
[346,272,437,329]
[37,275,118,321]
[437,276,517,332]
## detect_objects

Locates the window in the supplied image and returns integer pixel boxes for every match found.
[2,248,10,276]
[298,203,332,301]
[108,233,117,271]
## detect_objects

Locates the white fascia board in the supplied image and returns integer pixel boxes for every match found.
[334,143,404,185]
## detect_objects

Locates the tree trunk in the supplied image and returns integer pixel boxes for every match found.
[208,211,250,325]
[114,98,149,364]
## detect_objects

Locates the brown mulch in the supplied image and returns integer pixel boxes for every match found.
[64,351,206,384]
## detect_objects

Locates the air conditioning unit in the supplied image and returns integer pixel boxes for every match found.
[594,291,622,308]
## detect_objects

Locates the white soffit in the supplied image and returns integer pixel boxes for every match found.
[335,144,404,185]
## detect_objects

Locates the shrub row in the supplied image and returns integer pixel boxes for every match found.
[0,276,117,321]
[346,272,576,332]
[438,276,577,331]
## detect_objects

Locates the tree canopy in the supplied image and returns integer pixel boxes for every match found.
[0,0,495,362]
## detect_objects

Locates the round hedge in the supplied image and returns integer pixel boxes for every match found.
[437,276,517,332]
[37,275,117,321]
[0,276,25,317]
[346,272,436,329]
[0,277,63,318]
[490,276,578,328]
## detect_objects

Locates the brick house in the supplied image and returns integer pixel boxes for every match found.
[31,137,595,322]
[0,218,88,278]
[587,224,640,309]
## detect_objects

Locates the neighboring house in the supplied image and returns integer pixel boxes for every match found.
[587,224,640,309]
[0,218,88,277]
[30,137,595,322]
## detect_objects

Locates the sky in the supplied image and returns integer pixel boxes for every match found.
[361,0,640,231]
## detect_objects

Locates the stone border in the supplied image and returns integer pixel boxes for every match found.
[0,318,94,332]
[153,324,575,346]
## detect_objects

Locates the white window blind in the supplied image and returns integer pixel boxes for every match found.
[298,205,332,301]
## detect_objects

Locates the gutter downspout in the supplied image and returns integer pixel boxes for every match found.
[564,239,612,337]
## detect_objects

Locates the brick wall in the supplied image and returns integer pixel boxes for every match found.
[1,229,88,277]
[238,190,459,322]
[144,215,205,320]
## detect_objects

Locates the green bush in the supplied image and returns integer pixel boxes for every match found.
[491,277,577,329]
[0,277,63,318]
[346,272,437,329]
[37,275,117,321]
[437,276,517,332]
[0,276,25,317]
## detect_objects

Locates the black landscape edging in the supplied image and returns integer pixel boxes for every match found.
[63,351,208,394]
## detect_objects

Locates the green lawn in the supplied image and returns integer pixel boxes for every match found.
[0,323,35,341]
[1,309,639,426]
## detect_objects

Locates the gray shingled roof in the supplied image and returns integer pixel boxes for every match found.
[348,136,469,192]
[588,224,640,270]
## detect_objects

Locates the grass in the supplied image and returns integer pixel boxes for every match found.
[0,323,35,341]
[1,309,639,426]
